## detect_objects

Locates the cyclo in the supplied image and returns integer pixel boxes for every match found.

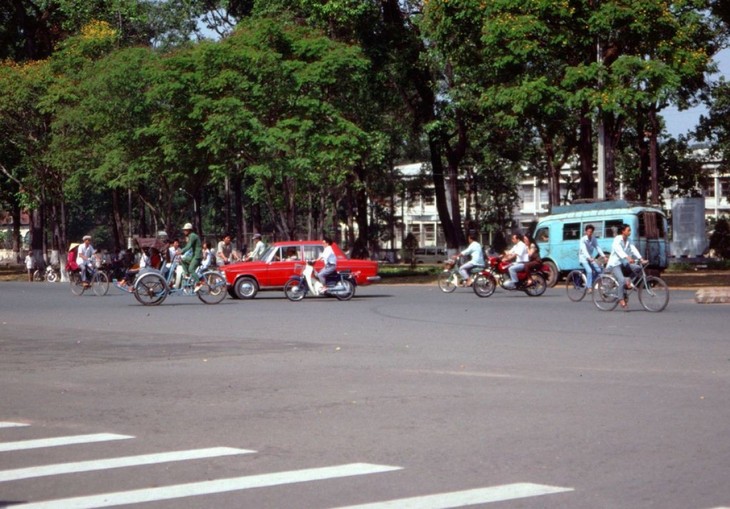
[125,238,227,306]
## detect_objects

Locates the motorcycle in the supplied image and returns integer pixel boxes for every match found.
[283,262,356,301]
[472,256,549,297]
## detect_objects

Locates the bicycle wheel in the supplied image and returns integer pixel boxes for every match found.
[284,279,305,301]
[92,271,110,296]
[524,273,547,296]
[593,275,620,311]
[69,272,86,296]
[133,273,168,306]
[473,273,496,298]
[565,270,587,302]
[437,271,458,293]
[638,276,669,312]
[197,272,227,305]
[32,269,44,282]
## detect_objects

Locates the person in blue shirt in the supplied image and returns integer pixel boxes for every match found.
[579,224,605,290]
[454,232,485,287]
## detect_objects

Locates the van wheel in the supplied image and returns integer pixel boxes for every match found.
[543,260,559,287]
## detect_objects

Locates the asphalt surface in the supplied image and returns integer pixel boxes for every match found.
[0,282,728,508]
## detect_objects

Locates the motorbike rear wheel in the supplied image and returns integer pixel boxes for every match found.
[524,273,547,296]
[46,270,59,283]
[133,273,168,306]
[284,279,305,301]
[473,273,496,298]
[333,279,355,301]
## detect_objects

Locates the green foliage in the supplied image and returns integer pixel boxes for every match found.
[710,217,730,258]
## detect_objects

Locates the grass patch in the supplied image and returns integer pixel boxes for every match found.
[378,264,441,278]
[666,259,730,272]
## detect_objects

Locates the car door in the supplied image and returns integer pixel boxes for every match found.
[265,245,303,286]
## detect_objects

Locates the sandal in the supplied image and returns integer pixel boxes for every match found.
[619,299,627,310]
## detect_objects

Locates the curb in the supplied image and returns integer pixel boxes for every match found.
[695,288,730,304]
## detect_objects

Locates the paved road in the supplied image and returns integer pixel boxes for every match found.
[1,282,728,508]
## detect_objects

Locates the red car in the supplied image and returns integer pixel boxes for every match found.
[221,240,381,299]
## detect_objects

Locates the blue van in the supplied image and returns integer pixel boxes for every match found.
[533,200,669,285]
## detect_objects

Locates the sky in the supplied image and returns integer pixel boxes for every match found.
[662,48,730,138]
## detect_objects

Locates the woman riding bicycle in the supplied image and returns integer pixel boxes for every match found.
[606,224,646,309]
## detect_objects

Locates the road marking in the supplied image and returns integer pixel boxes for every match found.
[12,462,402,509]
[0,422,30,428]
[332,483,574,508]
[0,433,133,452]
[0,447,255,482]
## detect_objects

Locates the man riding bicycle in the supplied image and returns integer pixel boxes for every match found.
[76,235,95,287]
[606,224,646,309]
[579,224,605,290]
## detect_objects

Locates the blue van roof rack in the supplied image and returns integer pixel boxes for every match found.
[551,199,647,214]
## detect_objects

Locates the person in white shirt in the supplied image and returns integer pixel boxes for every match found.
[453,232,485,286]
[502,232,529,288]
[245,233,266,261]
[76,235,95,286]
[316,236,337,286]
[25,249,34,282]
[606,223,646,309]
[579,224,606,289]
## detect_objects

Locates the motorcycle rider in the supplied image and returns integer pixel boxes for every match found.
[502,232,529,289]
[316,236,337,291]
[452,232,485,287]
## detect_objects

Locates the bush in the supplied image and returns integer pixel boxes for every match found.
[709,217,730,259]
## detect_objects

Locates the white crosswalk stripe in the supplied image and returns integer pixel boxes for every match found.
[0,447,255,482]
[1,422,580,508]
[0,433,133,452]
[11,463,403,509]
[0,422,30,428]
[331,483,574,508]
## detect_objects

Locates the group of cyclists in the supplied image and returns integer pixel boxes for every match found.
[453,223,647,307]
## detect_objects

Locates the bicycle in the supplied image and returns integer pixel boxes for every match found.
[592,262,669,312]
[565,260,603,302]
[69,265,110,296]
[437,258,488,295]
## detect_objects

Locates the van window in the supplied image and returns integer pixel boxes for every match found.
[535,227,549,243]
[582,222,604,238]
[562,223,581,241]
[605,219,623,238]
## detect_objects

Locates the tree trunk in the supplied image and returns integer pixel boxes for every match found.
[648,106,660,205]
[578,108,594,199]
